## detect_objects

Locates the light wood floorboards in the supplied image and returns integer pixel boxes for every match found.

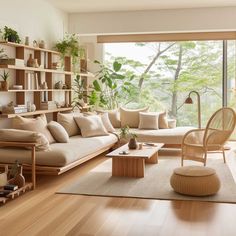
[1,152,236,236]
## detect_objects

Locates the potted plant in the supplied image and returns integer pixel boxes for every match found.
[55,33,82,72]
[119,125,138,149]
[0,70,9,91]
[1,26,21,43]
[72,74,88,110]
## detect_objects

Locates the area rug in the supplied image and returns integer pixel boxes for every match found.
[57,155,236,203]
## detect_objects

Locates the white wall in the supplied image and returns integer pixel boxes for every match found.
[69,7,236,35]
[0,0,68,128]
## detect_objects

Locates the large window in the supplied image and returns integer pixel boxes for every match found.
[104,40,233,127]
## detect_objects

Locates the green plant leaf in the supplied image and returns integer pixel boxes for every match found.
[113,61,122,72]
[93,80,102,91]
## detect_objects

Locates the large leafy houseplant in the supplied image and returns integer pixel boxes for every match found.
[1,26,21,43]
[55,33,81,71]
[90,60,135,110]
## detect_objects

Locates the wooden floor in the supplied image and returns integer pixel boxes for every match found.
[1,150,236,236]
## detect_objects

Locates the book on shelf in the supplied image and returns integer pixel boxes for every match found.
[0,58,25,67]
[40,101,57,110]
[25,72,40,90]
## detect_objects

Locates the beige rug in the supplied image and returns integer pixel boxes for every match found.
[57,155,236,203]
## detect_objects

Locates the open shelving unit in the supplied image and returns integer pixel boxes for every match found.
[0,41,94,118]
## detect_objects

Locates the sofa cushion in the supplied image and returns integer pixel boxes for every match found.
[121,127,195,144]
[0,134,118,167]
[21,117,55,144]
[138,112,159,130]
[120,107,148,128]
[12,114,47,129]
[96,109,121,128]
[159,111,169,129]
[0,129,49,151]
[57,112,81,137]
[47,121,69,143]
[100,112,116,132]
[74,115,109,137]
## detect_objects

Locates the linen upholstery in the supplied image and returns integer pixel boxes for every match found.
[0,129,49,151]
[138,112,159,130]
[20,117,55,144]
[100,112,116,132]
[12,114,47,129]
[158,111,169,129]
[57,112,81,137]
[96,109,121,128]
[74,115,109,137]
[47,121,69,143]
[120,107,148,128]
[0,134,118,167]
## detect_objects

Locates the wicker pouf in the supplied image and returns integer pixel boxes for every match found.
[170,166,221,196]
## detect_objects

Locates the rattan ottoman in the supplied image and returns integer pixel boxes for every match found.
[170,166,221,196]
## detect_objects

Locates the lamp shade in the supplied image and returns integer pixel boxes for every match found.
[185,97,193,104]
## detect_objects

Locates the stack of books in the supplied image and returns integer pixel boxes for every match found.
[13,105,28,114]
[40,101,57,110]
[0,58,25,67]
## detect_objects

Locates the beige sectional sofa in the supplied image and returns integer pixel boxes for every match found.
[0,108,194,175]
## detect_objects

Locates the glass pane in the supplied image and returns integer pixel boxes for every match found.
[104,41,223,127]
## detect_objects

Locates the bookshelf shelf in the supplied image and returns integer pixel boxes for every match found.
[0,107,73,118]
[3,89,73,92]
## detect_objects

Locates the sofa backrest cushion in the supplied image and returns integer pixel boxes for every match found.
[138,112,159,130]
[96,109,121,128]
[159,111,169,129]
[74,115,109,138]
[12,114,47,129]
[120,107,148,128]
[20,117,55,144]
[0,129,50,151]
[100,112,116,132]
[47,121,69,143]
[57,112,81,137]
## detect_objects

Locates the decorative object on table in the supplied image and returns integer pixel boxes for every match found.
[181,107,236,166]
[0,165,8,187]
[119,125,138,149]
[0,70,9,91]
[39,40,45,49]
[2,101,14,114]
[25,36,29,45]
[33,58,39,68]
[1,26,21,43]
[27,54,34,67]
[170,166,220,196]
[33,40,38,47]
[55,81,63,89]
[184,90,201,128]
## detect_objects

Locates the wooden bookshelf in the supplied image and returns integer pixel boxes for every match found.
[2,89,73,92]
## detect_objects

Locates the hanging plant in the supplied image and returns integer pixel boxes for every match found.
[55,33,81,71]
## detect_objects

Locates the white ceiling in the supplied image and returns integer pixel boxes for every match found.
[45,0,236,13]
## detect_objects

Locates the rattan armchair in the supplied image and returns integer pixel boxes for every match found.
[181,107,236,166]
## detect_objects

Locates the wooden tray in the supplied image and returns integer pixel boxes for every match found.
[0,182,33,204]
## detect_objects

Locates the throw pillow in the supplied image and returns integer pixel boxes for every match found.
[100,112,116,132]
[74,115,109,137]
[20,117,55,144]
[138,112,159,130]
[0,129,49,151]
[47,121,69,143]
[12,114,47,129]
[57,112,81,137]
[96,109,121,128]
[159,111,169,129]
[120,107,149,128]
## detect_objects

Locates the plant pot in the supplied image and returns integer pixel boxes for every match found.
[8,35,17,43]
[128,138,138,149]
[1,81,9,91]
